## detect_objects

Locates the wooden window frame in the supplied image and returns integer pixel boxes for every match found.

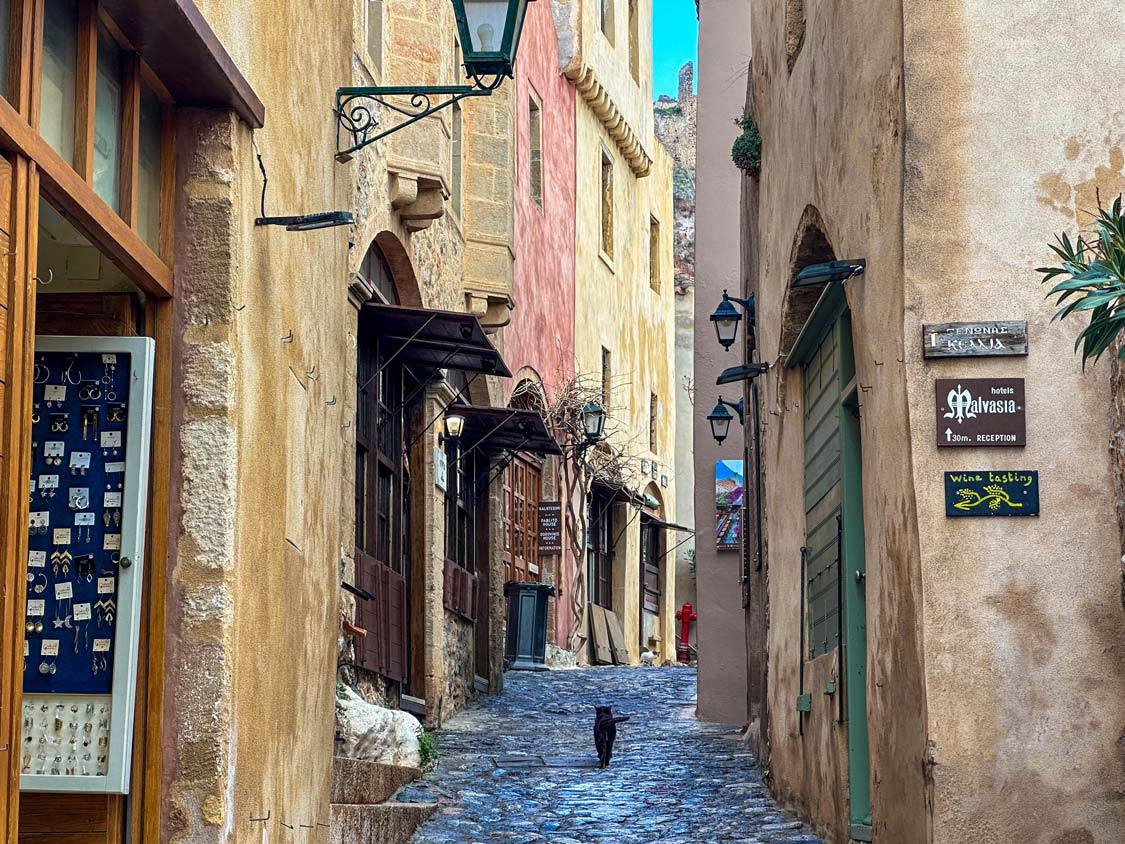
[599,148,613,263]
[648,214,660,292]
[588,490,613,610]
[503,454,541,583]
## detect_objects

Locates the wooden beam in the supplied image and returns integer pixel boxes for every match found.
[73,0,97,183]
[0,96,172,298]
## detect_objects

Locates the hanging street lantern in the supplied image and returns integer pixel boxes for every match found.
[580,400,607,444]
[707,397,744,445]
[442,413,467,445]
[709,290,755,351]
[454,0,532,79]
[335,0,535,161]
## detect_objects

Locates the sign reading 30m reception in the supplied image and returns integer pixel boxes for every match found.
[944,470,1039,517]
[935,378,1026,447]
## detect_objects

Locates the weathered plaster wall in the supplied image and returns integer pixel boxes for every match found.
[164,0,355,836]
[508,1,579,647]
[751,1,929,842]
[693,0,750,726]
[510,0,577,400]
[902,3,1125,842]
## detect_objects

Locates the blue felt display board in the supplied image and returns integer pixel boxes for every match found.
[24,351,129,695]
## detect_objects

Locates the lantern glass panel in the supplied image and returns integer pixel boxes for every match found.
[710,415,731,443]
[463,0,510,53]
[445,414,467,441]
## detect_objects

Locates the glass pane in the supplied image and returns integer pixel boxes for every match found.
[463,1,508,53]
[93,24,123,211]
[40,0,78,164]
[137,82,163,249]
[0,0,11,99]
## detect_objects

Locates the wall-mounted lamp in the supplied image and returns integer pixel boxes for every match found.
[441,413,467,446]
[335,0,533,161]
[710,290,755,351]
[707,396,745,445]
[792,259,866,288]
[580,400,607,444]
[255,211,355,231]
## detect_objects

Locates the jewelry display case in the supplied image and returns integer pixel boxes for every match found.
[20,336,154,794]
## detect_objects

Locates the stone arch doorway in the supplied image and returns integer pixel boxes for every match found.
[352,234,423,701]
[781,207,873,838]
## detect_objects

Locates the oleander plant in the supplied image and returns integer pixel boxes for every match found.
[1038,193,1125,366]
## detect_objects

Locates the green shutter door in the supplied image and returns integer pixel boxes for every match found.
[803,321,842,658]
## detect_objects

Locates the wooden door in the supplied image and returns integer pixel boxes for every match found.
[502,455,540,583]
[588,491,613,610]
[640,519,660,614]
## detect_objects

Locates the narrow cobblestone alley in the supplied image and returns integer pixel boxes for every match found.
[401,667,822,843]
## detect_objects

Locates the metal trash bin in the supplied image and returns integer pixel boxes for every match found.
[504,581,555,671]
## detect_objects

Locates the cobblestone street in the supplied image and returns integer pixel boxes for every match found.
[402,667,822,843]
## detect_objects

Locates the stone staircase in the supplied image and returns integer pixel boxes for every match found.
[329,756,437,844]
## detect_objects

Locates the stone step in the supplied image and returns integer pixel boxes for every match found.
[331,755,422,805]
[328,802,438,844]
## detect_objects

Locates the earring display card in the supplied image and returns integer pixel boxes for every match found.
[22,337,154,795]
[26,351,128,696]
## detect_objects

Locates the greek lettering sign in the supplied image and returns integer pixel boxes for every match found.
[923,321,1028,358]
[537,501,562,556]
[944,470,1039,517]
[936,378,1025,447]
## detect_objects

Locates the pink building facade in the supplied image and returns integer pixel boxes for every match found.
[507,2,577,646]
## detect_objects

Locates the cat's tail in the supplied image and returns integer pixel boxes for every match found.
[613,715,631,724]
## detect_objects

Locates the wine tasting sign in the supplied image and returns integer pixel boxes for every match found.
[944,470,1039,517]
[936,378,1026,447]
[923,321,1028,358]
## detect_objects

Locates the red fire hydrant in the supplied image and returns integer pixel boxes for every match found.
[675,602,697,663]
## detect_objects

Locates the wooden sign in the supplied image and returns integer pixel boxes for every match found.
[945,470,1039,516]
[936,378,1025,447]
[923,321,1028,358]
[537,501,562,555]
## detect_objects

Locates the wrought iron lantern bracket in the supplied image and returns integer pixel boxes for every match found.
[335,76,504,162]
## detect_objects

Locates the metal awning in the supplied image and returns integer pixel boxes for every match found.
[361,304,512,378]
[101,0,265,128]
[643,515,695,534]
[449,404,561,456]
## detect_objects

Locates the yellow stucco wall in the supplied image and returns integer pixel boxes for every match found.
[571,0,677,662]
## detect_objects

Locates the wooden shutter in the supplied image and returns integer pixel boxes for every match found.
[803,320,842,659]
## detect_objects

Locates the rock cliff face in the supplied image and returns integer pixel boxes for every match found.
[654,62,697,293]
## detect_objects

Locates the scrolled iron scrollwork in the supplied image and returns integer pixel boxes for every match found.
[334,74,508,161]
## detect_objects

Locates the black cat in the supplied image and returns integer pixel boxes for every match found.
[593,705,630,769]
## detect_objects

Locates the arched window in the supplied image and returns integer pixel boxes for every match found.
[361,243,399,305]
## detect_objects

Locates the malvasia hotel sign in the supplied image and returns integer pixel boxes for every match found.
[936,378,1026,447]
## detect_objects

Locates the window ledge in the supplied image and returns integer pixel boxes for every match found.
[599,250,615,273]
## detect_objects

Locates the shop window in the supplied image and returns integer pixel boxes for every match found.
[600,0,614,44]
[0,0,12,99]
[40,0,79,165]
[628,0,639,82]
[649,215,660,292]
[601,346,612,409]
[649,393,658,453]
[136,81,163,250]
[451,100,463,219]
[588,490,613,609]
[600,150,614,260]
[504,455,541,582]
[528,93,542,207]
[93,22,124,211]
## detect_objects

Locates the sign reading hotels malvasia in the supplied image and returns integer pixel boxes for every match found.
[537,501,563,556]
[944,470,1039,517]
[923,321,1028,358]
[936,378,1026,447]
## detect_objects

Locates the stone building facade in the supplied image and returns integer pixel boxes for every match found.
[554,0,678,664]
[654,63,698,649]
[724,1,1125,842]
